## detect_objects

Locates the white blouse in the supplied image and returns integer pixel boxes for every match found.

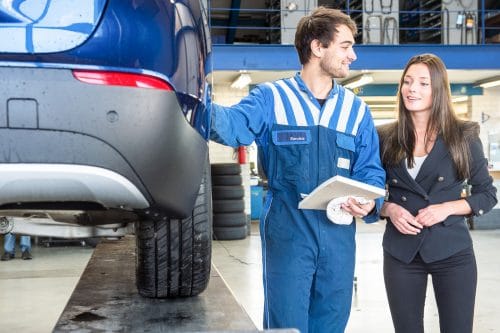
[406,155,428,179]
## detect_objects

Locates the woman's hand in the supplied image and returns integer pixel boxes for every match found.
[416,203,451,227]
[382,202,422,235]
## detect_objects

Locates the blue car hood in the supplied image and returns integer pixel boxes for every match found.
[0,0,107,53]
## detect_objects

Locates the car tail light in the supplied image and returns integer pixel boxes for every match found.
[72,70,173,91]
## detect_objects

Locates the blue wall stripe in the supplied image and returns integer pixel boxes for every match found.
[212,44,500,71]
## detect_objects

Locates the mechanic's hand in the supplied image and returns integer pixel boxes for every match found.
[340,197,375,219]
[382,202,422,235]
[416,203,450,227]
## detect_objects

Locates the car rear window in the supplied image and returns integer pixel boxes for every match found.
[0,0,106,53]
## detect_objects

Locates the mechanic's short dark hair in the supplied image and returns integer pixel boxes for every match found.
[295,7,357,65]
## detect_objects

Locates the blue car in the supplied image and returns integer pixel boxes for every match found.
[0,0,212,297]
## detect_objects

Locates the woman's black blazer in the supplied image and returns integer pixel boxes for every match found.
[379,133,497,264]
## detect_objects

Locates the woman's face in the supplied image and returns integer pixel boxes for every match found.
[401,63,433,115]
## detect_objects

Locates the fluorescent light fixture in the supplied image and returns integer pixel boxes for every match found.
[342,74,374,89]
[368,104,396,108]
[474,76,500,89]
[231,73,252,89]
[452,96,469,103]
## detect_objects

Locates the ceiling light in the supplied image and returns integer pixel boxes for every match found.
[452,96,469,103]
[231,73,252,89]
[286,2,298,11]
[474,76,500,89]
[342,74,374,89]
[368,104,396,108]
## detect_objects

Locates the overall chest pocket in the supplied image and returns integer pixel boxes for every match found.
[334,133,356,177]
[272,129,311,182]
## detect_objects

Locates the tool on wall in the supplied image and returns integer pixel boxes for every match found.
[364,15,383,44]
[380,0,393,14]
[363,0,396,44]
[461,11,476,44]
[442,7,449,44]
[382,16,398,44]
[364,0,393,15]
[456,10,464,29]
[364,0,374,14]
[456,0,475,44]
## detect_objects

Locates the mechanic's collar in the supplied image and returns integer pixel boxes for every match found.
[294,72,339,99]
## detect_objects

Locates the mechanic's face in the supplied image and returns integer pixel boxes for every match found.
[401,63,433,115]
[319,24,357,79]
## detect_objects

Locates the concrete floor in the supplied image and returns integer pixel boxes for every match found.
[1,220,499,332]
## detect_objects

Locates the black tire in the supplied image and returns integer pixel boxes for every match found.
[213,199,245,213]
[213,212,247,227]
[83,237,101,248]
[212,185,244,199]
[135,159,212,298]
[212,174,242,186]
[211,163,241,176]
[213,225,247,240]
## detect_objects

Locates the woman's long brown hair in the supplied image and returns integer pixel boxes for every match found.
[379,53,478,180]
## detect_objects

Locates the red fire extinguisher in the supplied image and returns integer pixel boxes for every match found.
[237,146,246,164]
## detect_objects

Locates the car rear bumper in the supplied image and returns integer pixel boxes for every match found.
[0,66,208,217]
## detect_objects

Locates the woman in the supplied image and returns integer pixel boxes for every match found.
[378,53,497,333]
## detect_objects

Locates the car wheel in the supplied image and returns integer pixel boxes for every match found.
[135,160,212,298]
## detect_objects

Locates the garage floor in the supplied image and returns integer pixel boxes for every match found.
[1,221,499,333]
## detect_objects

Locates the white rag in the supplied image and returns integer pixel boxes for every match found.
[326,196,369,225]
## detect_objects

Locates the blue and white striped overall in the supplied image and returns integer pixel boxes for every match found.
[210,73,385,333]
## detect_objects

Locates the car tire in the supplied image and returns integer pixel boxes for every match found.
[212,174,243,186]
[213,212,247,227]
[212,185,244,199]
[135,160,212,298]
[211,163,241,175]
[213,199,245,213]
[213,225,247,240]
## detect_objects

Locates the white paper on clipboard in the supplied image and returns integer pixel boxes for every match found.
[298,175,386,210]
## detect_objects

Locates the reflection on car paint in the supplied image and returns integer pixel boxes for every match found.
[0,0,106,53]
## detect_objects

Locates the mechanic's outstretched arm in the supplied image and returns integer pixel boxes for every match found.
[209,86,269,147]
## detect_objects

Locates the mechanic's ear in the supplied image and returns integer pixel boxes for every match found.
[310,39,323,58]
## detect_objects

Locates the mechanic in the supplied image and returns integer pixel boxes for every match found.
[209,7,385,333]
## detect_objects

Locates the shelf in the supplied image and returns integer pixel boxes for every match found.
[400,0,442,44]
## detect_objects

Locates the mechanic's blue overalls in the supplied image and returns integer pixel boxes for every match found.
[211,74,384,333]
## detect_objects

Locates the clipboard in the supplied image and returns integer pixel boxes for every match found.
[298,175,386,210]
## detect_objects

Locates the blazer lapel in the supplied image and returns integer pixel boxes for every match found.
[415,137,448,184]
[391,161,428,198]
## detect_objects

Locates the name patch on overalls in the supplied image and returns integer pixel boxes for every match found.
[272,130,311,145]
[337,157,350,169]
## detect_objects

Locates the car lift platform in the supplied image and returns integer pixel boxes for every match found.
[53,235,258,332]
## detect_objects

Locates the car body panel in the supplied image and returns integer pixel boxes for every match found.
[0,0,211,139]
[0,0,212,221]
[0,66,207,216]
